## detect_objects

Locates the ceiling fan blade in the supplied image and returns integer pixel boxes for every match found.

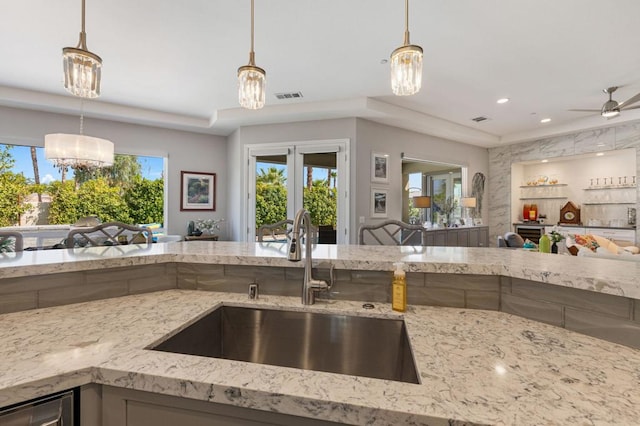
[567,109,600,112]
[620,105,640,111]
[619,92,640,109]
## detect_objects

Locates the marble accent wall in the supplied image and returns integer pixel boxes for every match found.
[489,121,640,245]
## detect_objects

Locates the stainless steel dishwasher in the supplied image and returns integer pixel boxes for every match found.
[0,389,74,426]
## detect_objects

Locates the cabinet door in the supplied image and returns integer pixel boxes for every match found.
[455,229,470,247]
[434,230,447,246]
[102,386,337,426]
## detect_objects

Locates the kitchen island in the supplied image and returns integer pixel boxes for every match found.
[0,242,639,424]
[1,290,639,425]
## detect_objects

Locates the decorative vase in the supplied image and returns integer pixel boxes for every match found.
[551,242,558,254]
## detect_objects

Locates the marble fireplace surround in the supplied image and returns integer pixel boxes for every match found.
[488,120,640,246]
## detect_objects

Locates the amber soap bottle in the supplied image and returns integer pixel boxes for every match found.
[392,262,407,312]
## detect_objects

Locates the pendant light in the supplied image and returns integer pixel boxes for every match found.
[45,101,114,169]
[63,0,102,98]
[390,0,423,96]
[238,0,266,109]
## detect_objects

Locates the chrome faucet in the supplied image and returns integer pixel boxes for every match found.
[288,208,334,305]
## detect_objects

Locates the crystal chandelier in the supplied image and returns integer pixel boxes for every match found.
[63,0,102,98]
[238,0,266,109]
[390,0,423,96]
[45,104,114,169]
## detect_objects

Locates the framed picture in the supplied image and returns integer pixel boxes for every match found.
[371,188,388,218]
[371,152,389,183]
[473,218,483,226]
[181,171,216,211]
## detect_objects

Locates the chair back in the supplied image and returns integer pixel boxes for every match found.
[358,220,426,246]
[0,231,23,252]
[256,219,318,243]
[66,222,152,248]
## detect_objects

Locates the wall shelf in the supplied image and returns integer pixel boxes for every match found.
[583,185,637,190]
[520,184,567,188]
[582,202,636,205]
[519,197,567,200]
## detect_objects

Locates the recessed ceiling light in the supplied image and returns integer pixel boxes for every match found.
[380,59,388,64]
[541,159,549,163]
[540,118,551,123]
[497,98,510,104]
[596,152,604,156]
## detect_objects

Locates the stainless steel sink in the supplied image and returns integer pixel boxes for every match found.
[151,306,419,384]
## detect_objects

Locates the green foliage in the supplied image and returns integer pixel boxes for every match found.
[303,180,337,226]
[73,154,142,190]
[76,178,132,223]
[125,178,164,224]
[0,145,15,173]
[257,167,286,186]
[48,178,133,224]
[255,183,287,228]
[47,181,79,224]
[0,172,30,227]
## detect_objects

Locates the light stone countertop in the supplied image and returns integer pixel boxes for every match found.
[0,290,638,425]
[1,241,639,299]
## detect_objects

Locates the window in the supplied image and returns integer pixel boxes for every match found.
[0,143,164,248]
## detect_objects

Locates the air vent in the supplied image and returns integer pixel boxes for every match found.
[471,116,489,122]
[275,92,303,100]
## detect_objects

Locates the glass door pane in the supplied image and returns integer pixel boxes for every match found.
[254,154,290,241]
[300,152,337,244]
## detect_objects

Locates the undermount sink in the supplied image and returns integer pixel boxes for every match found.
[151,306,419,384]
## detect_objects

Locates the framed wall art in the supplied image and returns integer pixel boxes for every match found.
[371,188,388,218]
[371,152,389,183]
[181,171,216,211]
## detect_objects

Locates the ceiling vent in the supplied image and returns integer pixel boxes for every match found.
[471,116,489,122]
[275,92,303,100]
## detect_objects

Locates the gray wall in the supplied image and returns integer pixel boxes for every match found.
[225,118,358,241]
[225,118,490,242]
[354,119,490,225]
[488,121,640,245]
[0,106,227,237]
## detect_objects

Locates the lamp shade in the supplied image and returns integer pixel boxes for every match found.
[461,197,477,208]
[238,64,266,110]
[63,47,102,98]
[412,195,431,208]
[45,133,114,168]
[391,44,423,96]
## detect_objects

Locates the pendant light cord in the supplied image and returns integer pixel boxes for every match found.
[77,0,89,50]
[248,0,256,65]
[403,0,411,46]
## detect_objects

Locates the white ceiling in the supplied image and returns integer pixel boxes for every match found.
[2,0,640,148]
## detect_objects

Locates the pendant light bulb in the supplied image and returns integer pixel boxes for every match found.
[238,0,266,110]
[390,0,423,96]
[63,0,102,98]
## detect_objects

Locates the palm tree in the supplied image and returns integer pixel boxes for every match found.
[30,146,41,201]
[257,167,286,186]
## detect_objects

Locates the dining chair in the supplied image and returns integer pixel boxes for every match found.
[0,231,24,252]
[257,219,318,243]
[65,222,152,248]
[358,220,427,246]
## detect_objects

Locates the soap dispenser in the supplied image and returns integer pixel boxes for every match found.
[392,262,407,312]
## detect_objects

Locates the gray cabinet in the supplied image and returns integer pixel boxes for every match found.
[102,386,339,426]
[409,226,488,247]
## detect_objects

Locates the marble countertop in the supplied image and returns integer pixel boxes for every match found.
[1,241,639,300]
[0,290,638,425]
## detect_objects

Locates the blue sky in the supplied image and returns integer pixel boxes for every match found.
[2,144,163,182]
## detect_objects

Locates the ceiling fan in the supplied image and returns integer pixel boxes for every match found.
[569,86,640,118]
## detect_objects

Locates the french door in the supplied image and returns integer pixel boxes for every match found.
[244,140,349,244]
